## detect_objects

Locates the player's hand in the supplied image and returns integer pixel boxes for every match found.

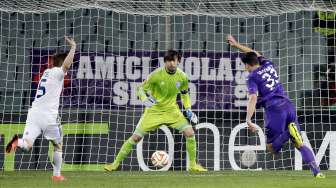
[65,36,76,47]
[227,35,238,47]
[143,96,156,108]
[246,120,258,133]
[185,109,198,124]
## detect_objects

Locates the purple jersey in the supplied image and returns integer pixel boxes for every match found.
[246,56,288,108]
[246,56,307,155]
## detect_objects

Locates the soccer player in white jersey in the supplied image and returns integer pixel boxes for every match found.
[6,36,76,181]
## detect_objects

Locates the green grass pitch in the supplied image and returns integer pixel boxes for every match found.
[0,171,335,188]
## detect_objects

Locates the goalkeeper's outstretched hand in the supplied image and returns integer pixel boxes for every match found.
[143,96,156,108]
[184,109,198,124]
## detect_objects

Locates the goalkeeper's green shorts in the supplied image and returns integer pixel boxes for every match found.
[134,108,191,137]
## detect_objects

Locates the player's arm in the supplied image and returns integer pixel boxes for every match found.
[246,94,258,132]
[180,77,198,124]
[245,77,259,132]
[62,36,77,73]
[227,35,261,57]
[137,73,156,107]
[180,78,191,110]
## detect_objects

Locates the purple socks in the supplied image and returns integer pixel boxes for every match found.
[299,145,320,175]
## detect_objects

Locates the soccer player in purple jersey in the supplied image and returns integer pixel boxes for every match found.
[227,35,325,178]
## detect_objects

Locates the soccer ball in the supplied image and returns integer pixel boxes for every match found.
[151,150,169,167]
[241,150,257,167]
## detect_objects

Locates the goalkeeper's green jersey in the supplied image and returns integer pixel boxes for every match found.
[137,67,191,112]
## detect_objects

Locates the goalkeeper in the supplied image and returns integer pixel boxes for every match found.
[104,50,207,172]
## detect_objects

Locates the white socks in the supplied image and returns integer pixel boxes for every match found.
[53,150,62,176]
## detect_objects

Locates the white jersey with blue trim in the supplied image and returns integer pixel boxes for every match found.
[31,67,64,115]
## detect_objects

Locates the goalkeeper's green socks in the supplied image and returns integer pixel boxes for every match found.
[113,137,137,166]
[186,135,197,167]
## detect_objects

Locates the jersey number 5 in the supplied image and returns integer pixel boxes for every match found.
[36,78,47,98]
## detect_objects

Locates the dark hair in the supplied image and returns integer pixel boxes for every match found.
[164,50,181,63]
[52,53,68,67]
[241,52,259,66]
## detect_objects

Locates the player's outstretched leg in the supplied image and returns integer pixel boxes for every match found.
[104,135,140,171]
[288,122,325,179]
[183,128,207,172]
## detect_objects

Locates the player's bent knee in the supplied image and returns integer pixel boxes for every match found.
[24,139,33,151]
[182,127,194,137]
[50,139,62,150]
[131,134,143,143]
[266,144,275,154]
[26,145,33,151]
[53,143,62,151]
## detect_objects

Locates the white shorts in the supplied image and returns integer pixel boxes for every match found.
[23,109,62,145]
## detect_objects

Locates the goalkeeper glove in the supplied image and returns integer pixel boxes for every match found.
[184,109,198,124]
[143,96,156,108]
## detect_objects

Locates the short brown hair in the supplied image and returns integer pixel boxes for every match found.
[241,52,259,66]
[52,53,68,67]
[164,50,181,63]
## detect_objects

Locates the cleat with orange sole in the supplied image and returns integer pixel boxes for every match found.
[52,175,66,181]
[6,135,19,154]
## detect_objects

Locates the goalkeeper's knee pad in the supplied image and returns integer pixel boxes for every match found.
[288,122,303,148]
